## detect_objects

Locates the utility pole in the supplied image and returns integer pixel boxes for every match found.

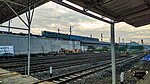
[69,26,73,35]
[58,28,60,33]
[8,20,10,32]
[119,37,120,44]
[130,40,132,42]
[101,33,103,41]
[122,38,124,43]
[90,34,92,38]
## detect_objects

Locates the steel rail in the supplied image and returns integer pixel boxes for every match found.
[34,55,142,84]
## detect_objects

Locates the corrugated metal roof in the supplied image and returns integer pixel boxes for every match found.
[0,0,51,24]
[0,0,150,27]
[65,0,150,27]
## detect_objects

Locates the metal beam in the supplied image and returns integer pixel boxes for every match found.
[0,0,38,24]
[84,0,116,18]
[4,1,29,27]
[66,0,116,20]
[129,17,150,27]
[97,4,117,18]
[116,4,146,15]
[52,0,113,24]
[122,6,150,17]
[115,4,150,22]
[0,0,27,7]
[87,0,113,9]
[128,14,150,22]
[0,25,28,30]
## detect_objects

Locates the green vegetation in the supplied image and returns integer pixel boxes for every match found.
[93,48,103,52]
[102,46,109,51]
[129,45,144,51]
[118,46,127,52]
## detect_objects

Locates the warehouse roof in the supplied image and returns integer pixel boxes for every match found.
[0,0,150,27]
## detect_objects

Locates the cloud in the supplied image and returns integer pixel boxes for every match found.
[115,22,150,43]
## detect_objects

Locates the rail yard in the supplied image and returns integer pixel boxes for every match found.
[0,0,150,84]
[0,31,149,84]
[0,52,149,84]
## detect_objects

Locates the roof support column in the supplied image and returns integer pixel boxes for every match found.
[110,21,116,84]
[27,6,31,76]
[26,5,35,76]
[4,0,35,76]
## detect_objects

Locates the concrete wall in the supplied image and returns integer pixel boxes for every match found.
[0,34,80,55]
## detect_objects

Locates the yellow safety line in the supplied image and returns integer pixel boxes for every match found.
[0,72,19,77]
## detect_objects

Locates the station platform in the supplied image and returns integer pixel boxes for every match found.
[136,55,150,84]
[136,71,150,84]
[0,68,38,84]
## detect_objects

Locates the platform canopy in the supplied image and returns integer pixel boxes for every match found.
[0,0,52,24]
[0,0,150,27]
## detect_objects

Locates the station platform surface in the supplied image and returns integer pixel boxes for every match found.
[136,54,150,84]
[136,71,150,84]
[0,68,38,84]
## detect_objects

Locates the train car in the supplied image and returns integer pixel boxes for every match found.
[70,35,81,41]
[81,36,99,42]
[42,31,99,42]
[42,31,70,40]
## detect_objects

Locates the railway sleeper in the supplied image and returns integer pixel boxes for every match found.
[52,80,61,83]
[59,78,67,81]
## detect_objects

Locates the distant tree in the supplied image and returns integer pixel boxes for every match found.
[118,46,127,52]
[93,48,103,53]
[88,46,95,49]
[102,46,109,51]
[129,45,144,51]
[115,43,119,51]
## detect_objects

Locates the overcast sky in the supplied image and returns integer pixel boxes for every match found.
[1,1,150,44]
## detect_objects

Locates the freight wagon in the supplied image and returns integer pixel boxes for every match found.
[42,31,70,40]
[42,31,99,42]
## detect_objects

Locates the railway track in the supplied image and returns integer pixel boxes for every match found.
[34,55,142,84]
[9,56,111,74]
[1,54,107,68]
[0,53,105,63]
[12,58,98,73]
[1,53,113,74]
